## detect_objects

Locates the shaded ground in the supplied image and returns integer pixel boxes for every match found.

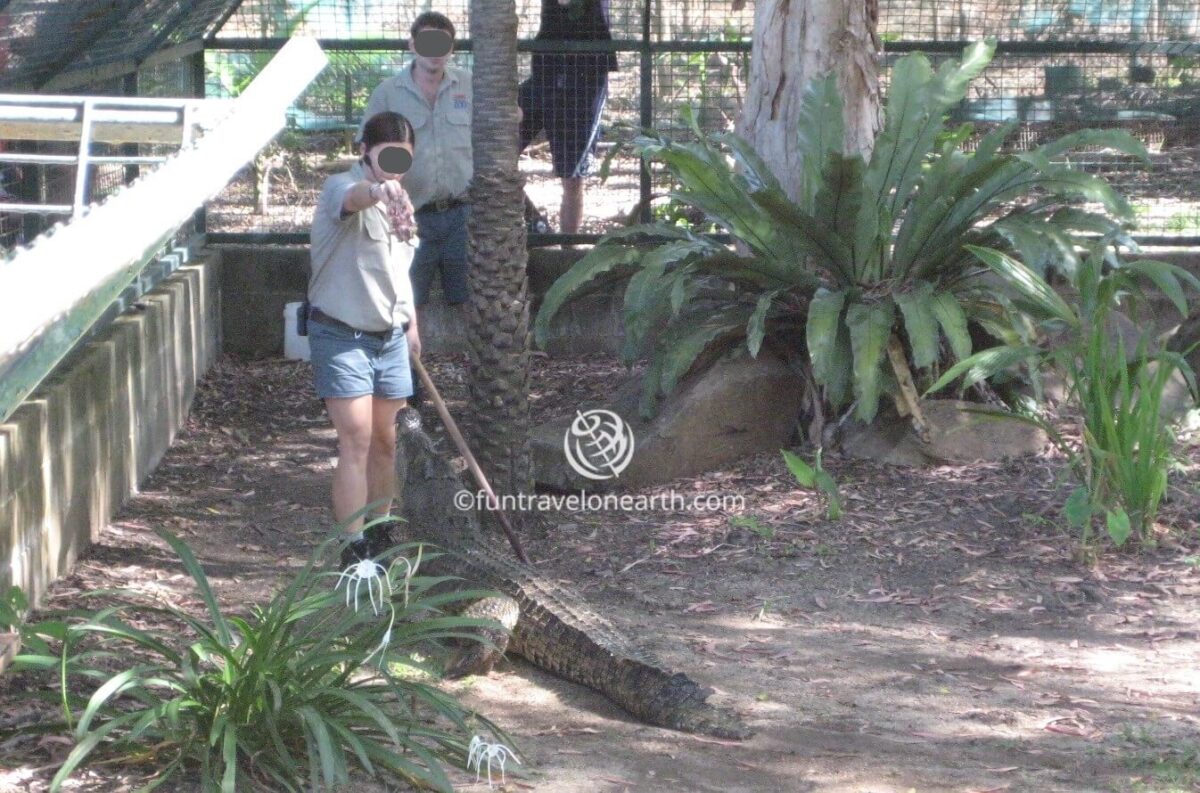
[3,354,1200,792]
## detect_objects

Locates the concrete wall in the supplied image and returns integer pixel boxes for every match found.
[216,244,624,357]
[0,250,221,605]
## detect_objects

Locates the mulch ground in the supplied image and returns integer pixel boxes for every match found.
[2,353,1199,792]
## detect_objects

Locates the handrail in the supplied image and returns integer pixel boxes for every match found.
[0,94,233,145]
[0,38,329,424]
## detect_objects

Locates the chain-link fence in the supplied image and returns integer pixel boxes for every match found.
[200,0,1199,244]
[1,0,1197,248]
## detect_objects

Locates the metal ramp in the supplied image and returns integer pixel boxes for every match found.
[0,94,232,219]
[0,38,328,424]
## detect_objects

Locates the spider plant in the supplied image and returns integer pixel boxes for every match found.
[6,527,509,792]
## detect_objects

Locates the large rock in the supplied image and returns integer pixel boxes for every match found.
[840,400,1049,466]
[532,351,804,490]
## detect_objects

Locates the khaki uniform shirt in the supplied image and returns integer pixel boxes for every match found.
[309,162,415,332]
[361,64,472,211]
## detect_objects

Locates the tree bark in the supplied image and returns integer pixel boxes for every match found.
[736,0,883,202]
[466,0,534,503]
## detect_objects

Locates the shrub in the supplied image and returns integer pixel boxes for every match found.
[930,242,1199,548]
[6,528,510,792]
[535,40,1147,433]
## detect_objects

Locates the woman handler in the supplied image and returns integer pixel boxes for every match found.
[308,111,419,567]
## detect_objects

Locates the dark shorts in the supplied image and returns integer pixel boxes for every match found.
[411,203,469,306]
[519,65,608,179]
[309,315,413,400]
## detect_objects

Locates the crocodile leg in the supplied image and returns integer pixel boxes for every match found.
[444,595,520,679]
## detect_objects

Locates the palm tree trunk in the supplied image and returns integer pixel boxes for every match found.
[466,0,534,503]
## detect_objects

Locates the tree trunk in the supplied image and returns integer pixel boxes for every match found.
[736,0,882,203]
[466,0,534,503]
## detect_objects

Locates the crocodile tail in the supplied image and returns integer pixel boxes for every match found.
[620,663,753,740]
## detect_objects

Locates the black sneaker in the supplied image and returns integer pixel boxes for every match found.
[524,193,552,234]
[364,519,399,559]
[527,212,552,235]
[339,537,372,570]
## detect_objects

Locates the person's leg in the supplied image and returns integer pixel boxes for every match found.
[364,330,414,556]
[409,213,444,407]
[547,66,607,236]
[309,318,376,537]
[440,204,470,307]
[366,396,407,522]
[325,396,375,534]
[409,213,441,309]
[559,176,584,234]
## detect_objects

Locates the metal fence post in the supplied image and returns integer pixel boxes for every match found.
[639,0,653,224]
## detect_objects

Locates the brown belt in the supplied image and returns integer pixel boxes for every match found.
[416,196,468,214]
[308,306,407,341]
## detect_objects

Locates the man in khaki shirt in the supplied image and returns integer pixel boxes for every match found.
[362,11,472,310]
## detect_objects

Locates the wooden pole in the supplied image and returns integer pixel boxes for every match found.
[411,356,531,565]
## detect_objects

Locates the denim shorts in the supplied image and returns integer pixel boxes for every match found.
[309,316,413,400]
[519,67,608,179]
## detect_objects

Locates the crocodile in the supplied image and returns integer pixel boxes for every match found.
[394,416,751,740]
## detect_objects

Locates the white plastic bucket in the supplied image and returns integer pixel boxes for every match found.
[283,301,310,361]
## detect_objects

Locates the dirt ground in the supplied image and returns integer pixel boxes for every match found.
[2,353,1199,793]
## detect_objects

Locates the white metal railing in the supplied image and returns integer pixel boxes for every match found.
[0,93,234,219]
[0,38,329,423]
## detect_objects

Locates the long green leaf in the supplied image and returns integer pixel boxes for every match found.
[747,289,782,358]
[930,291,973,361]
[51,710,147,792]
[620,246,680,360]
[863,52,934,213]
[1122,259,1194,317]
[796,73,845,213]
[867,41,996,223]
[993,217,1081,279]
[925,344,1041,394]
[651,142,787,259]
[221,722,238,793]
[156,529,232,647]
[299,704,344,788]
[966,245,1076,325]
[891,42,996,218]
[806,289,846,385]
[781,449,816,487]
[846,299,896,421]
[535,244,641,348]
[815,152,866,267]
[75,666,152,737]
[827,319,854,409]
[719,132,785,195]
[657,314,744,396]
[1034,127,1149,161]
[894,283,939,368]
[750,188,852,279]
